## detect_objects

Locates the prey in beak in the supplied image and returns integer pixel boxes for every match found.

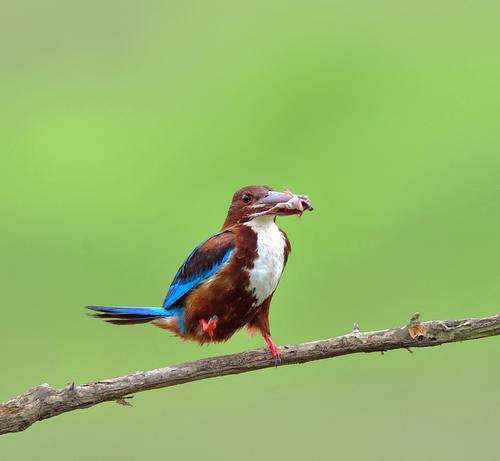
[251,190,313,218]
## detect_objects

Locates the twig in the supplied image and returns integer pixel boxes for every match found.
[1,312,499,436]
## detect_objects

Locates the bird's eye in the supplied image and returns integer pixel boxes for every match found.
[242,194,252,204]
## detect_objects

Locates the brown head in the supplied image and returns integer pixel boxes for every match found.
[222,185,313,228]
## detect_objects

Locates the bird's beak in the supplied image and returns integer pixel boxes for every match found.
[252,190,314,217]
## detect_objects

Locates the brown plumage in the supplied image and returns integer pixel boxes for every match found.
[88,185,312,363]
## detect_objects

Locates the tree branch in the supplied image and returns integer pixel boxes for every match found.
[1,312,499,436]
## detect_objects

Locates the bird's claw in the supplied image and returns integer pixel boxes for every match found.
[264,334,281,367]
[199,315,218,338]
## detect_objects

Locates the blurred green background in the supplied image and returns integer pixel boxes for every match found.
[1,1,500,459]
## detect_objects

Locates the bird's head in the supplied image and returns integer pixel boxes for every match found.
[223,185,313,227]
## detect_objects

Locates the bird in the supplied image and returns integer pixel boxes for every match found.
[87,185,313,363]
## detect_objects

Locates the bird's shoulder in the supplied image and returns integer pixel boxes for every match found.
[163,230,236,308]
[230,221,292,264]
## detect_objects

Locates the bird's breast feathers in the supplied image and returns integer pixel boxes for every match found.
[244,217,287,306]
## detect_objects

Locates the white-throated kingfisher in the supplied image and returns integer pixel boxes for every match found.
[87,185,313,364]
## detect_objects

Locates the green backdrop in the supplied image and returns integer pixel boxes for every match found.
[1,1,499,459]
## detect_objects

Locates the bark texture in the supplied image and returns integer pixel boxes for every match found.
[1,313,499,436]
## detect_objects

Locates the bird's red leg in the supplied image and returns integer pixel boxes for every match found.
[264,334,281,365]
[199,315,218,338]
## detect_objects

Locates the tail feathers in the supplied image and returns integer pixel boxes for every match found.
[86,306,171,326]
[106,318,156,326]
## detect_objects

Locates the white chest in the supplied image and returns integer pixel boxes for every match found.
[245,217,286,306]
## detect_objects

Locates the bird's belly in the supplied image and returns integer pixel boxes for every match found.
[246,222,285,306]
[181,219,286,342]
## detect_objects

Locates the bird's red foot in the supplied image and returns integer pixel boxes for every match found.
[264,334,281,366]
[199,316,218,338]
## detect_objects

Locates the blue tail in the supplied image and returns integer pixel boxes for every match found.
[86,305,171,325]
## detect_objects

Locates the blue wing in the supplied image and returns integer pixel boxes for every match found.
[163,230,235,309]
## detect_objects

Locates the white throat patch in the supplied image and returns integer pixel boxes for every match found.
[244,216,286,306]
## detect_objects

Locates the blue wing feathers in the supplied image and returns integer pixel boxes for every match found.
[87,231,235,330]
[163,247,234,308]
[163,232,235,309]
